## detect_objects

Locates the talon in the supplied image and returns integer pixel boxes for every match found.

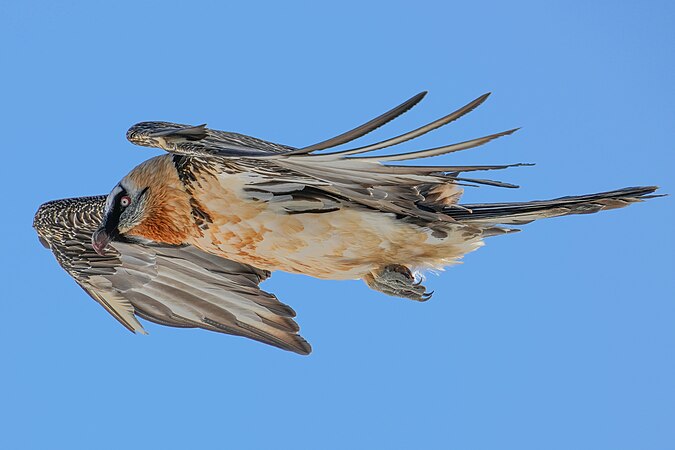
[363,265,432,302]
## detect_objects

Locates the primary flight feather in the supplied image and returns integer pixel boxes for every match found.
[34,92,660,354]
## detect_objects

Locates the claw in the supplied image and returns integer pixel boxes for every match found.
[363,265,432,302]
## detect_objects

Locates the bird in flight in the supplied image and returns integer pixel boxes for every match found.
[34,92,660,354]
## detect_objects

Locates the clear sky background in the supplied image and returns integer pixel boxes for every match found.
[1,1,673,449]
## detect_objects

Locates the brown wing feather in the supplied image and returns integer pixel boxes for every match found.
[33,196,311,355]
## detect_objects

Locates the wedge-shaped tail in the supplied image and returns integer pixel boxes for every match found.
[451,186,661,225]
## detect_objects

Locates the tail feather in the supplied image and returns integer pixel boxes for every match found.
[450,186,661,225]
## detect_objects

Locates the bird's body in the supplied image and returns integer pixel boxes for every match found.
[34,92,661,354]
[125,154,481,280]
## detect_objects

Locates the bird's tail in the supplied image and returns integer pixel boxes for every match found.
[448,186,661,225]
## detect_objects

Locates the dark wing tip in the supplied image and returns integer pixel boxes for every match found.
[413,91,428,101]
[627,185,664,199]
[293,336,313,355]
[291,91,429,155]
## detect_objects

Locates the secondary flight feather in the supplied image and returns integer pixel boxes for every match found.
[34,92,661,354]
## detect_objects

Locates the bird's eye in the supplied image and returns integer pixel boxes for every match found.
[120,196,131,208]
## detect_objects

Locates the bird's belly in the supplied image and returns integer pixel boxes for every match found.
[188,174,483,279]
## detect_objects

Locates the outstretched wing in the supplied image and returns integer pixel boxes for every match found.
[126,91,428,156]
[33,196,311,355]
[130,92,525,222]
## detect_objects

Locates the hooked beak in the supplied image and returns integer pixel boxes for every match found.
[92,228,111,256]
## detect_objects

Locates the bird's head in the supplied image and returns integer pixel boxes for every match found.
[92,180,151,255]
[92,156,194,255]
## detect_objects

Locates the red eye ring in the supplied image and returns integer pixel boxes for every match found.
[120,195,131,207]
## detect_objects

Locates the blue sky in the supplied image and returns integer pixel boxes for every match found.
[2,1,673,449]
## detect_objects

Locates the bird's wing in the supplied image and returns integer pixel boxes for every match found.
[33,196,311,354]
[130,92,526,221]
[127,122,296,156]
[284,91,428,154]
[125,91,429,157]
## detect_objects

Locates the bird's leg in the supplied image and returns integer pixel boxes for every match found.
[363,265,432,302]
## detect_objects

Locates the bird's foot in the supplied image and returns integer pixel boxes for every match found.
[363,265,432,302]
